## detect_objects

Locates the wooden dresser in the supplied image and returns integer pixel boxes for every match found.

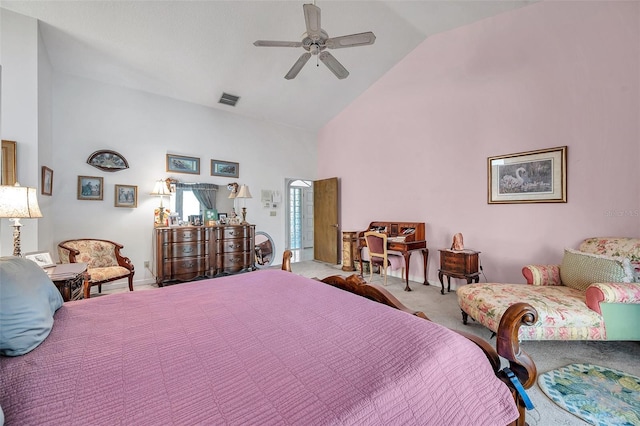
[212,224,255,275]
[155,224,255,285]
[156,226,210,284]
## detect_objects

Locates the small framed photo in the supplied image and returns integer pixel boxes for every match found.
[211,159,239,178]
[488,146,567,204]
[115,184,138,208]
[25,251,55,268]
[41,166,53,196]
[77,176,104,200]
[166,154,200,174]
[168,214,180,227]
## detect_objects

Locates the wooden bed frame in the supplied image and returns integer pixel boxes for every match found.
[281,250,537,426]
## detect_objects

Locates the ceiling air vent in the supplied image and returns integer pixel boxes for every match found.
[219,92,240,107]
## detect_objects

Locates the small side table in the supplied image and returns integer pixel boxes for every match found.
[47,263,90,302]
[438,249,480,295]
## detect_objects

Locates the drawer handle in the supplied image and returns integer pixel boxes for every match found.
[228,231,237,236]
[182,232,192,238]
[230,258,241,264]
[182,247,193,254]
[227,243,241,249]
[182,262,194,268]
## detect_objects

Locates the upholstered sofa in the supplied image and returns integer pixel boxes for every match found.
[457,237,640,341]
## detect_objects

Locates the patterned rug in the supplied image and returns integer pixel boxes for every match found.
[538,363,640,426]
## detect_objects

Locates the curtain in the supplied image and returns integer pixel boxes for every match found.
[191,183,218,210]
[175,183,218,220]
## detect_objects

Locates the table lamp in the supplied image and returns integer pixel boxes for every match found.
[0,184,43,257]
[150,179,171,227]
[236,184,252,224]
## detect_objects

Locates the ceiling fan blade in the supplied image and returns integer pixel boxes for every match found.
[254,40,303,48]
[285,52,312,80]
[326,32,376,49]
[318,51,349,79]
[303,3,322,41]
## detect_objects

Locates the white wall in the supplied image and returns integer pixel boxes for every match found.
[51,73,316,284]
[37,19,54,254]
[0,9,40,256]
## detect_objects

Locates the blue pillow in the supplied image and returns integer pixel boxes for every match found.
[0,256,63,356]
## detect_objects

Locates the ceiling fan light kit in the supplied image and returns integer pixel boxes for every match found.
[254,3,376,80]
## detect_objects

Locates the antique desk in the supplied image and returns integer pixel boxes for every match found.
[356,221,428,292]
[438,249,480,295]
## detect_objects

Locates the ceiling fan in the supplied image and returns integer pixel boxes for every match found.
[254,3,376,80]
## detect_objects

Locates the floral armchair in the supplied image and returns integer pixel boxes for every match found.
[457,237,640,341]
[58,239,135,299]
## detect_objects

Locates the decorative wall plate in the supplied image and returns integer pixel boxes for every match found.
[87,150,129,172]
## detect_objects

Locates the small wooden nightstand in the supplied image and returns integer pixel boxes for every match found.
[438,249,480,295]
[47,263,89,302]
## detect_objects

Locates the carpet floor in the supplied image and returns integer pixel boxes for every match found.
[101,259,640,426]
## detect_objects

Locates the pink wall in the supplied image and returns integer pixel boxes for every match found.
[318,1,640,285]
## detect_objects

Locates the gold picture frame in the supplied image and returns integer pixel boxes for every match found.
[1,140,17,185]
[114,184,138,208]
[166,154,200,174]
[77,176,104,201]
[488,146,567,204]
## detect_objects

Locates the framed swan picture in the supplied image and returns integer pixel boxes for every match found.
[487,146,567,204]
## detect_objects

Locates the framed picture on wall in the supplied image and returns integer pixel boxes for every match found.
[114,184,138,208]
[77,175,104,201]
[211,159,239,178]
[41,166,53,196]
[487,146,567,204]
[166,154,200,174]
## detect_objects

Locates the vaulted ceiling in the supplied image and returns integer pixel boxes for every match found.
[1,1,534,132]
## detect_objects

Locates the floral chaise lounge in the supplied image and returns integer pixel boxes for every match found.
[457,237,640,340]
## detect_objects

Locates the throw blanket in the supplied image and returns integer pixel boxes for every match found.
[1,270,518,425]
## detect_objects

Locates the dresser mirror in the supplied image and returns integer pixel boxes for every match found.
[255,231,275,268]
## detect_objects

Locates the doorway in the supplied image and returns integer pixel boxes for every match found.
[285,179,313,262]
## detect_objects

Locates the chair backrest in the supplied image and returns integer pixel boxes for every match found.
[579,237,640,262]
[364,231,388,264]
[58,239,120,268]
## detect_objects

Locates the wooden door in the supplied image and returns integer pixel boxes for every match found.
[313,177,339,264]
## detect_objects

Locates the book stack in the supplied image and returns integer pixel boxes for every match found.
[46,263,87,281]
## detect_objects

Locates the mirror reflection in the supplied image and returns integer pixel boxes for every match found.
[255,231,275,268]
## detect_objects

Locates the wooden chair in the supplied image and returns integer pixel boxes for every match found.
[57,239,135,298]
[363,231,404,286]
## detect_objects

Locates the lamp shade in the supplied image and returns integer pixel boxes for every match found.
[150,179,171,196]
[236,185,252,199]
[0,185,43,218]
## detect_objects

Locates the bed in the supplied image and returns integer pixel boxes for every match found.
[0,253,536,425]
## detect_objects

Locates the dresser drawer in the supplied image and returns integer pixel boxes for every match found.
[217,237,252,253]
[162,228,206,243]
[440,250,479,275]
[163,256,208,276]
[216,252,253,272]
[164,242,207,258]
[218,226,251,240]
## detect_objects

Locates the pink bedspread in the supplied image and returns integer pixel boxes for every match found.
[1,270,518,425]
